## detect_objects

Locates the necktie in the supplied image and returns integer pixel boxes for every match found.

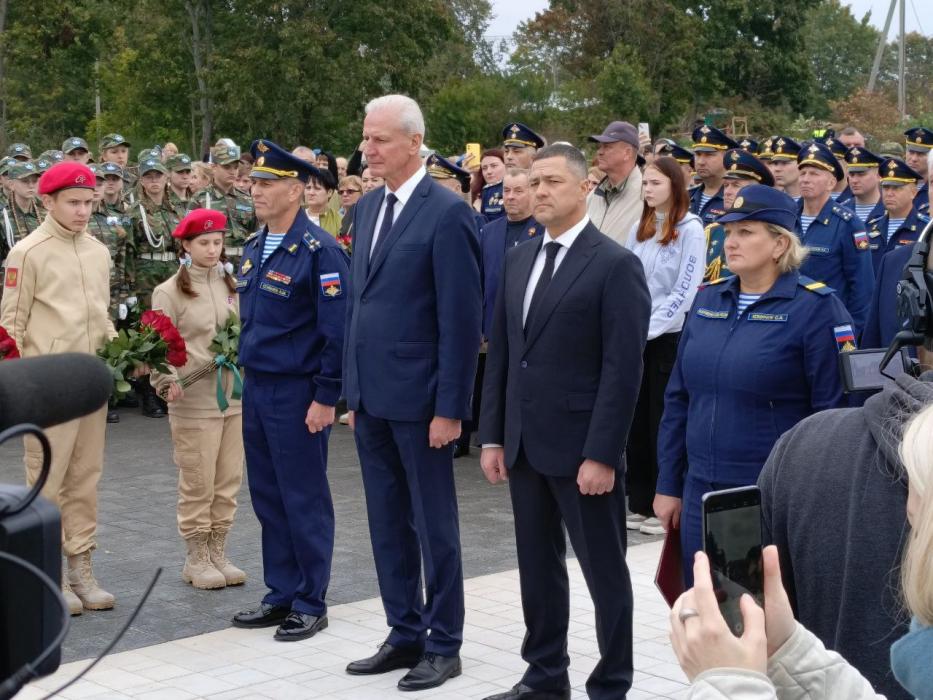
[369,192,398,262]
[525,241,561,332]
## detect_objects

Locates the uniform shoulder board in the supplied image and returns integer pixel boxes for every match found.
[245,230,261,245]
[867,214,885,227]
[831,205,853,221]
[699,276,730,289]
[688,183,702,192]
[919,212,930,223]
[798,276,832,295]
[303,231,321,251]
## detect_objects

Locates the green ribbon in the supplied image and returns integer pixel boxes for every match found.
[214,354,243,412]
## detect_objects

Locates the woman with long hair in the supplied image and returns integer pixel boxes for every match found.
[624,156,706,535]
[471,148,506,220]
[151,209,245,591]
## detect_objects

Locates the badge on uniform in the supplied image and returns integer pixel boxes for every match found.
[288,243,299,254]
[319,272,342,299]
[747,312,788,323]
[265,270,292,285]
[697,308,729,319]
[259,281,290,298]
[4,268,17,288]
[240,259,253,274]
[834,324,856,353]
[528,226,536,237]
[853,230,870,250]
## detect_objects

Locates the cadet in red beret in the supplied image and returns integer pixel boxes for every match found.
[0,160,118,615]
[150,207,245,591]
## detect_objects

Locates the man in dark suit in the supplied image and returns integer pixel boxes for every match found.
[342,94,482,692]
[479,144,650,700]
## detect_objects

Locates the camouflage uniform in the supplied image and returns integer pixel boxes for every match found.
[165,154,195,220]
[128,159,180,307]
[192,143,255,264]
[89,191,132,321]
[6,143,32,161]
[99,133,136,193]
[2,161,45,260]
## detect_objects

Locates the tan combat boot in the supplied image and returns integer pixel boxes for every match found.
[183,533,226,589]
[209,529,246,586]
[62,580,83,616]
[67,551,115,610]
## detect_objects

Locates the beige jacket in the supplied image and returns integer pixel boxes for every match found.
[586,166,643,246]
[689,623,884,700]
[0,213,116,357]
[151,264,241,418]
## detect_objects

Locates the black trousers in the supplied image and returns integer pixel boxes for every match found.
[509,452,633,699]
[457,351,485,449]
[626,332,680,516]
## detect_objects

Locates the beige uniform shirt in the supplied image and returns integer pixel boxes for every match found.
[0,213,116,357]
[151,264,241,418]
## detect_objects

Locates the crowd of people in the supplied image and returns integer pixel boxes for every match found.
[2,94,933,700]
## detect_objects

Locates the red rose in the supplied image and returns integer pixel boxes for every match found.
[166,348,188,367]
[0,326,20,360]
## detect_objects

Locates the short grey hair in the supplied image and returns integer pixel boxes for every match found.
[504,167,530,180]
[533,144,587,180]
[365,94,425,137]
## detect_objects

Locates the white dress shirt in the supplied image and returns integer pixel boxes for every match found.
[369,166,427,257]
[522,216,590,326]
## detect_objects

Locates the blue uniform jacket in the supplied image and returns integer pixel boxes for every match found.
[343,174,482,422]
[689,185,726,226]
[479,215,541,337]
[656,271,853,496]
[865,207,928,275]
[915,183,929,214]
[862,243,914,349]
[236,211,350,405]
[796,198,874,332]
[836,196,884,225]
[481,181,505,222]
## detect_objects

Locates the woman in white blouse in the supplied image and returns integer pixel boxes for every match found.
[624,156,706,535]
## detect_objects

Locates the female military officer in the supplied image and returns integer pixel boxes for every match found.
[130,156,182,417]
[653,185,853,585]
[151,209,244,590]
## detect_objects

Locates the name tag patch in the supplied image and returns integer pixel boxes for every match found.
[235,278,249,290]
[260,282,290,298]
[696,308,729,319]
[807,245,831,254]
[747,312,788,323]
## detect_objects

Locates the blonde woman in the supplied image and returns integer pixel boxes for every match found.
[151,209,244,590]
[669,401,933,699]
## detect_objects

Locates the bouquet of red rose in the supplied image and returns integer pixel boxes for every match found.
[98,310,187,397]
[0,326,20,360]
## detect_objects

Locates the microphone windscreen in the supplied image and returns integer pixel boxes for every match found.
[0,354,113,430]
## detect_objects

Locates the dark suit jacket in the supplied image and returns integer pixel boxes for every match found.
[343,173,482,422]
[480,216,541,338]
[479,222,650,476]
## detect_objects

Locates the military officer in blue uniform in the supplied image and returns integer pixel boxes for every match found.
[904,127,932,214]
[689,125,739,225]
[737,137,758,154]
[501,121,545,171]
[794,141,874,331]
[654,186,853,584]
[770,136,803,200]
[838,146,885,224]
[822,135,852,202]
[704,148,774,282]
[864,157,929,274]
[425,153,486,234]
[231,139,350,642]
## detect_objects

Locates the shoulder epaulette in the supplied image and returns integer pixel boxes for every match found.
[832,205,853,221]
[700,276,730,288]
[918,213,930,223]
[303,231,321,251]
[798,276,832,295]
[867,214,885,227]
[245,230,261,245]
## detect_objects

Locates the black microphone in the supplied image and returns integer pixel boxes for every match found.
[0,354,113,431]
[879,329,924,375]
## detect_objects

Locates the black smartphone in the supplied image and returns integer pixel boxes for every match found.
[701,485,764,636]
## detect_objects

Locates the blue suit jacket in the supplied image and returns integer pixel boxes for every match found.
[861,243,914,349]
[343,173,482,422]
[479,215,541,337]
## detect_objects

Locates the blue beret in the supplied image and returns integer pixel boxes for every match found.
[797,141,845,181]
[723,148,774,187]
[250,139,320,183]
[717,184,797,230]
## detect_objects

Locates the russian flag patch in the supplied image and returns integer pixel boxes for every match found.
[833,324,856,353]
[320,272,342,298]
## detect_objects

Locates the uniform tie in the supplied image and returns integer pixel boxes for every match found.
[370,192,398,262]
[525,241,561,333]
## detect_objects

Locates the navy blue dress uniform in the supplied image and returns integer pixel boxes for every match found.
[689,125,739,225]
[838,147,886,223]
[343,163,481,659]
[864,158,928,274]
[822,136,853,202]
[234,140,350,631]
[479,215,542,338]
[794,142,874,331]
[481,180,505,222]
[704,149,774,283]
[904,127,932,213]
[656,186,853,585]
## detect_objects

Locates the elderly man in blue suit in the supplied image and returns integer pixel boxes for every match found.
[342,94,482,692]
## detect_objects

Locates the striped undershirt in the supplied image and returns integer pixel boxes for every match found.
[737,292,762,316]
[799,214,816,234]
[887,218,906,243]
[829,191,841,200]
[854,203,877,222]
[262,233,286,265]
[699,192,712,210]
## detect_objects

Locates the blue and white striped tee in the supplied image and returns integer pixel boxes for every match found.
[887,218,906,242]
[829,191,840,200]
[799,214,816,234]
[737,292,762,316]
[854,203,876,223]
[699,192,712,210]
[262,234,286,265]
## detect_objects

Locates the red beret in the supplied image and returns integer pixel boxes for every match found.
[37,162,96,195]
[172,208,228,239]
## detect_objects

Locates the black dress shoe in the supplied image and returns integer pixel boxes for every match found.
[117,393,139,408]
[273,612,328,641]
[346,642,424,675]
[483,683,571,700]
[107,409,120,424]
[140,390,166,418]
[231,602,290,628]
[397,652,462,691]
[452,442,470,458]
